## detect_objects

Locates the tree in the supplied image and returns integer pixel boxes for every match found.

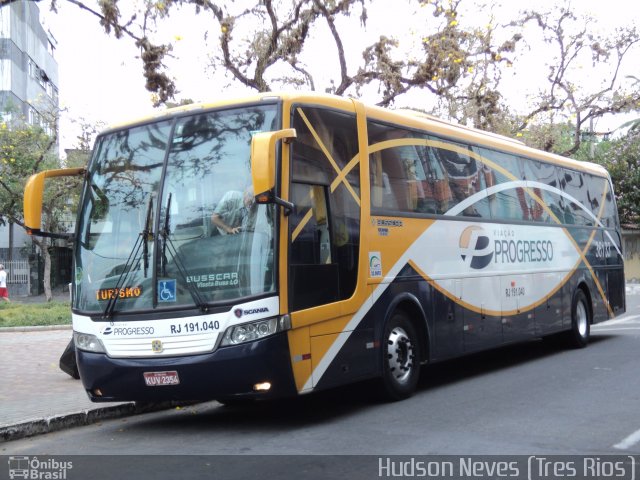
[45,0,519,115]
[505,7,640,156]
[42,0,639,154]
[0,110,84,301]
[594,129,640,226]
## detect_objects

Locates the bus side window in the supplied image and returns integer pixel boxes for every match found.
[603,183,618,229]
[521,157,563,224]
[586,174,612,226]
[559,168,593,226]
[421,143,453,214]
[370,152,384,209]
[438,146,490,218]
[379,148,405,211]
[475,147,527,222]
[368,122,420,214]
[400,146,428,212]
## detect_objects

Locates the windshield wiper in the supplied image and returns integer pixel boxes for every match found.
[143,196,153,277]
[103,197,154,319]
[158,193,208,312]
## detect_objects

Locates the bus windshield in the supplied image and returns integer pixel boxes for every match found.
[73,104,279,314]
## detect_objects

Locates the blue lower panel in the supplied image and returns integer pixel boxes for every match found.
[77,332,297,402]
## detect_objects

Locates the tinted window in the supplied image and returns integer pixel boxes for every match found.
[476,148,528,222]
[521,159,564,224]
[367,121,426,213]
[586,174,617,228]
[367,122,490,218]
[559,168,593,226]
[436,143,490,218]
[603,179,619,229]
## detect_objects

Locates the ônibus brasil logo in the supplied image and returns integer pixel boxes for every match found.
[459,226,493,270]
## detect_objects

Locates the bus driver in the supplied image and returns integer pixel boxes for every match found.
[211,186,255,235]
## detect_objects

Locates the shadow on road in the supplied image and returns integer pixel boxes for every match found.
[125,332,619,435]
[420,333,614,391]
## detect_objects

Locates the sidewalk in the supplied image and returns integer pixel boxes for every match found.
[0,327,145,442]
[0,304,185,443]
[1,287,192,442]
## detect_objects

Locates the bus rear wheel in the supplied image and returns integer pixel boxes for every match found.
[380,312,420,401]
[566,288,591,348]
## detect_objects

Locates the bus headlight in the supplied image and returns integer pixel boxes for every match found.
[74,332,106,353]
[221,315,291,346]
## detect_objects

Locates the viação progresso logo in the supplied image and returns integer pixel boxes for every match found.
[459,226,494,270]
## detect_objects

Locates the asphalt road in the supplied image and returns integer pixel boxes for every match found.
[2,296,640,477]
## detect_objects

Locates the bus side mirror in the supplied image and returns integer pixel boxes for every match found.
[251,128,296,213]
[24,167,86,238]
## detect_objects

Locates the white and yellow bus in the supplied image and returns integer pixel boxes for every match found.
[24,93,625,402]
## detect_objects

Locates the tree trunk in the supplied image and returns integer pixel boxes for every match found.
[31,237,53,301]
[42,245,52,302]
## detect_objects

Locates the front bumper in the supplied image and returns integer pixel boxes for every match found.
[77,331,297,402]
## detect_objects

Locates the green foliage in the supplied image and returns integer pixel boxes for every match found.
[0,110,88,301]
[594,130,640,225]
[0,301,71,327]
[0,119,58,227]
[514,121,597,161]
[0,113,85,234]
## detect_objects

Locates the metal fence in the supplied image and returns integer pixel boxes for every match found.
[1,248,72,296]
[0,259,30,296]
[3,259,30,284]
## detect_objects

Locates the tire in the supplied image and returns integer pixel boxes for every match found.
[379,311,421,401]
[566,289,591,348]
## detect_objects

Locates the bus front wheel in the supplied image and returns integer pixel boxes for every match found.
[380,311,421,401]
[567,288,591,348]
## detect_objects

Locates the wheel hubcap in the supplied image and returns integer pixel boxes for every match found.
[387,327,415,385]
[576,300,588,337]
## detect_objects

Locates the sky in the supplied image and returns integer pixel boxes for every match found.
[37,0,640,152]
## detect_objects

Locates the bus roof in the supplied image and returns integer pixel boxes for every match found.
[102,92,609,179]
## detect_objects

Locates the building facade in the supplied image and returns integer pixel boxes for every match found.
[0,0,58,124]
[1,1,59,296]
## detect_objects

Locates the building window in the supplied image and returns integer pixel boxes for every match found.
[38,71,47,89]
[28,107,40,126]
[28,59,37,79]
[0,59,10,90]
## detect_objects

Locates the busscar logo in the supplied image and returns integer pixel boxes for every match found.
[459,226,494,269]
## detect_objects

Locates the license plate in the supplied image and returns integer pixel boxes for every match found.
[143,371,180,386]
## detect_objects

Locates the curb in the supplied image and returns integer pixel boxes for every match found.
[0,401,187,443]
[0,325,72,332]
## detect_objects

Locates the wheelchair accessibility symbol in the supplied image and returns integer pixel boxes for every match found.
[158,279,177,302]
